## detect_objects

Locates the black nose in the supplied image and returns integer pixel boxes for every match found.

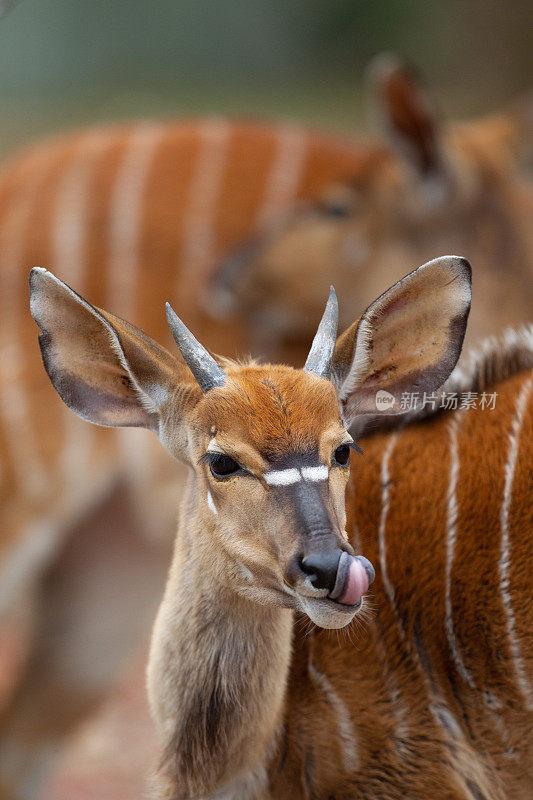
[301,551,342,593]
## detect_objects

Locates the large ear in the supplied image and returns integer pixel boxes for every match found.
[367,53,445,179]
[332,256,471,423]
[29,268,197,436]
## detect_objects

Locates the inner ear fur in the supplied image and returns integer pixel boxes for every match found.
[29,268,195,432]
[332,256,471,422]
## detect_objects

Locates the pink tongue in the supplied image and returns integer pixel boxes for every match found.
[337,558,369,606]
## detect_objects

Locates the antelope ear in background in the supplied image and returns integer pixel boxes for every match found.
[367,52,446,180]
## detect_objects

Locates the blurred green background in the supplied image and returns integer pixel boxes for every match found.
[0,0,532,158]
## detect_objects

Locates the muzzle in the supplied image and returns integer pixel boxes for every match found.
[302,551,375,606]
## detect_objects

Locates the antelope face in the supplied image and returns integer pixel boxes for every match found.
[208,159,481,351]
[188,366,374,628]
[207,178,416,342]
[30,255,471,631]
[208,57,522,351]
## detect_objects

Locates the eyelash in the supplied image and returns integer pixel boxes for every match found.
[332,441,363,465]
[349,441,364,455]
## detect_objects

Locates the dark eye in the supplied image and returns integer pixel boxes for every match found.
[318,201,352,218]
[334,444,350,467]
[315,186,358,219]
[209,454,241,479]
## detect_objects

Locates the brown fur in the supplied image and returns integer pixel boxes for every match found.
[147,332,533,800]
[29,259,533,799]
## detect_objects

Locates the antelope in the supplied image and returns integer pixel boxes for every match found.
[1,57,532,789]
[28,255,533,799]
[2,57,531,606]
[0,112,380,790]
[209,55,533,356]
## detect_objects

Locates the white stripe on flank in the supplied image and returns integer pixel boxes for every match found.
[0,147,53,321]
[106,123,165,497]
[255,122,308,227]
[375,426,500,776]
[108,122,165,320]
[308,656,358,772]
[178,118,231,292]
[499,375,533,710]
[376,432,472,763]
[445,411,475,689]
[301,465,329,482]
[378,431,404,640]
[264,468,301,486]
[0,148,60,496]
[52,130,116,484]
[52,129,112,289]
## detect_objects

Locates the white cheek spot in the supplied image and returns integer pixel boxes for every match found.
[236,561,254,583]
[301,465,329,482]
[207,490,218,515]
[264,468,301,486]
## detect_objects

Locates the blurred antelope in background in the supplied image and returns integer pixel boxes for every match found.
[28,257,533,799]
[0,97,379,793]
[1,54,532,793]
[210,55,533,355]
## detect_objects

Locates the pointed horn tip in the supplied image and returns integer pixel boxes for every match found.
[165,302,182,327]
[303,285,339,379]
[324,285,338,316]
[165,300,228,393]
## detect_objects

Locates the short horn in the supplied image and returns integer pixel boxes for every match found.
[303,286,338,379]
[166,303,227,392]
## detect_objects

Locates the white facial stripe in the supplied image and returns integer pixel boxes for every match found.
[301,465,329,482]
[207,490,218,515]
[264,468,301,486]
[263,465,330,485]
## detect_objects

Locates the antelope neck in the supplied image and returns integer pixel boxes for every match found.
[147,478,294,797]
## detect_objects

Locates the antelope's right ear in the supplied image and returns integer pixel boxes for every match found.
[29,268,198,450]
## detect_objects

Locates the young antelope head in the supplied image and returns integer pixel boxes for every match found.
[29,255,471,630]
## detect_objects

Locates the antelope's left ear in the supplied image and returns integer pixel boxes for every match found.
[332,256,471,423]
